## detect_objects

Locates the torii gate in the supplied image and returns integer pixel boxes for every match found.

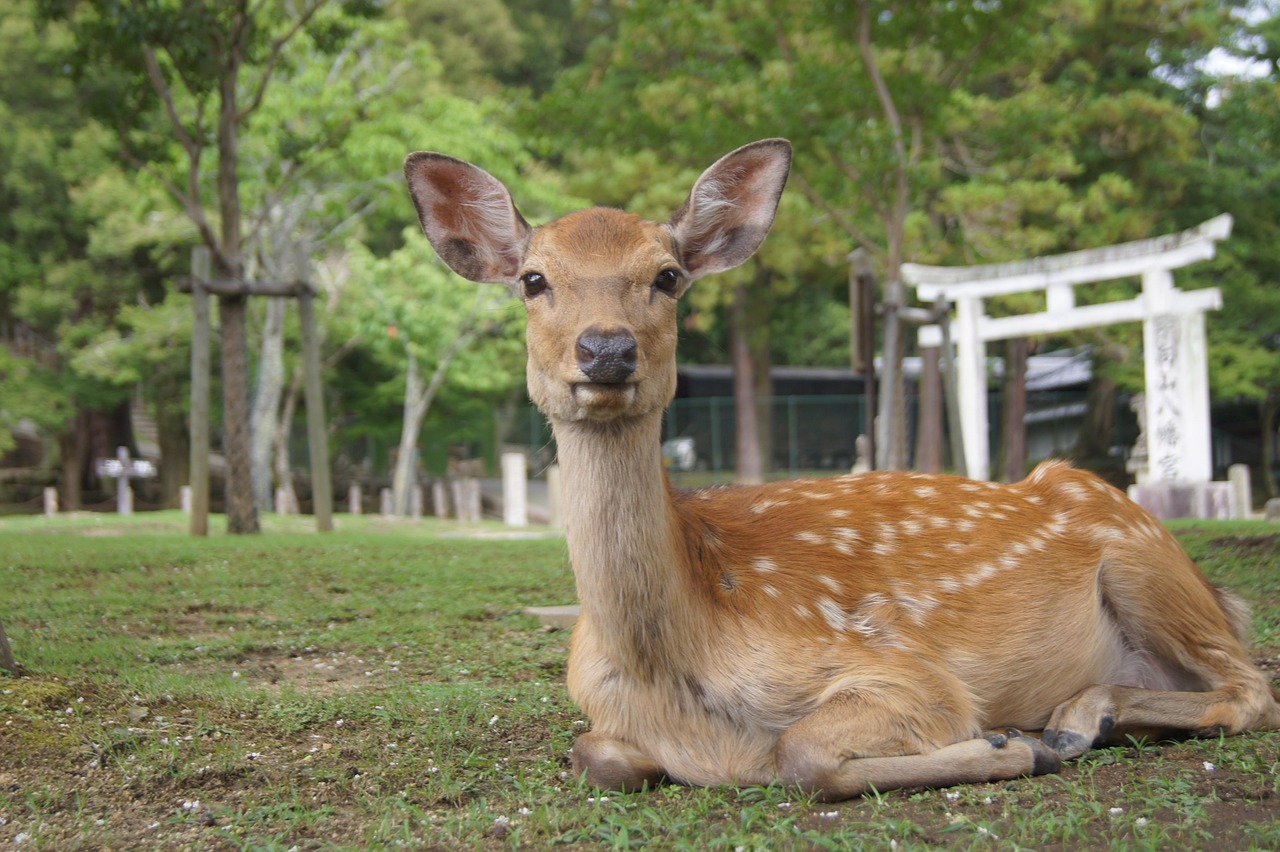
[903,214,1231,483]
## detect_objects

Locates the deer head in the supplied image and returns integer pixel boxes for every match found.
[403,140,792,424]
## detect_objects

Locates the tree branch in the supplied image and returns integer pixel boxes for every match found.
[143,45,199,157]
[237,0,333,122]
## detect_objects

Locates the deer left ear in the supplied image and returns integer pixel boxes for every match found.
[666,139,792,281]
[404,152,532,285]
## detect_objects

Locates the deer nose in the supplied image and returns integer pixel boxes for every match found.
[576,326,637,383]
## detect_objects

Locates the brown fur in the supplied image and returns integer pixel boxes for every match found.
[404,139,1280,799]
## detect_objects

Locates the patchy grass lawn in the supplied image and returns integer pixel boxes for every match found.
[1,512,1277,850]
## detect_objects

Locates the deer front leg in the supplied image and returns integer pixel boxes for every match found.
[774,690,1061,801]
[571,731,667,792]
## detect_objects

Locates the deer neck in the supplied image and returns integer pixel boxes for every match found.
[552,411,700,661]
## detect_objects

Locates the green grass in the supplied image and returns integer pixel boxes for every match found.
[1,512,1277,849]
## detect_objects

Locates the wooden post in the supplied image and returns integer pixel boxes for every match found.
[0,618,15,674]
[296,250,333,533]
[189,247,212,536]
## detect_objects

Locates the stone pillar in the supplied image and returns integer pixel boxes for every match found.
[1228,464,1251,519]
[954,295,989,480]
[432,481,449,519]
[502,452,528,527]
[379,487,393,517]
[1142,269,1213,484]
[348,484,362,515]
[180,485,192,514]
[43,487,58,517]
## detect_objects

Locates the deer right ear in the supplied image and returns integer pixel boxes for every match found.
[666,139,792,280]
[403,152,532,285]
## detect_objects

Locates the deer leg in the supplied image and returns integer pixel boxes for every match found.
[774,690,1060,801]
[1043,680,1280,759]
[570,731,667,792]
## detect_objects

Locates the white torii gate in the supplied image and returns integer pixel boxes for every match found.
[903,214,1231,483]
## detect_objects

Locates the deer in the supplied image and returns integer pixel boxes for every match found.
[403,138,1280,800]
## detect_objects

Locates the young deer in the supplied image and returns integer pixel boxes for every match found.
[404,139,1280,799]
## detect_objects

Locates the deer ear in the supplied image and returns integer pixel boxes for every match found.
[666,139,792,280]
[403,152,532,284]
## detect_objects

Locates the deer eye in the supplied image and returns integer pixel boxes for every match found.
[520,271,548,298]
[653,268,681,296]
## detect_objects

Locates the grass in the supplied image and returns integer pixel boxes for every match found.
[1,511,1277,849]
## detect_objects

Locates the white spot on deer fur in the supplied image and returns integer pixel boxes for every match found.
[945,541,965,552]
[1059,482,1091,502]
[892,587,939,623]
[997,555,1019,571]
[817,597,846,632]
[761,583,780,598]
[829,509,851,519]
[1026,494,1043,505]
[751,498,790,514]
[955,518,976,533]
[914,485,939,499]
[872,541,896,557]
[795,531,825,545]
[970,563,997,584]
[793,603,814,620]
[752,557,777,573]
[937,577,963,594]
[817,575,842,594]
[832,527,860,543]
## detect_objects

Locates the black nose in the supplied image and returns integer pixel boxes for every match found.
[576,327,637,383]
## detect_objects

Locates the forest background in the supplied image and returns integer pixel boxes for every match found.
[2,0,1280,527]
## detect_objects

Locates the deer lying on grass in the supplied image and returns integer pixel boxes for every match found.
[404,139,1280,799]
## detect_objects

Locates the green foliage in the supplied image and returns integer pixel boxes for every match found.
[4,0,1280,474]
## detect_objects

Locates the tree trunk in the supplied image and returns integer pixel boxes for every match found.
[392,352,427,516]
[1075,352,1119,467]
[58,420,85,511]
[219,296,259,532]
[915,346,943,473]
[251,297,287,511]
[155,385,189,507]
[730,283,763,484]
[1262,391,1278,499]
[274,367,303,514]
[749,272,774,475]
[998,338,1029,482]
[215,7,259,534]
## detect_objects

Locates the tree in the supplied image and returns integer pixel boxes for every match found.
[39,0,378,532]
[349,230,524,514]
[533,0,1238,479]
